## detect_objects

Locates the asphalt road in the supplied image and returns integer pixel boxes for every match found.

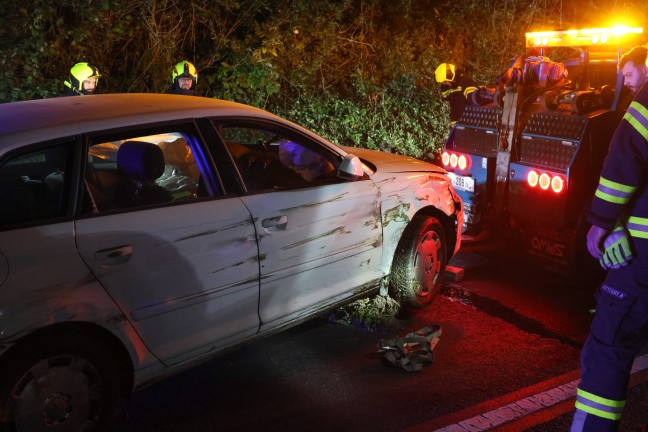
[113,247,648,431]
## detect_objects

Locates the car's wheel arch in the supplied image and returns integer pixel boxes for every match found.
[0,321,134,397]
[382,205,457,274]
[411,206,459,258]
[387,206,456,309]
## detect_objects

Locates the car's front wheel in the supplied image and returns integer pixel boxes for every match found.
[390,215,448,309]
[0,331,121,432]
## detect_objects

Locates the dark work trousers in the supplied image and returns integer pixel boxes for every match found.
[570,237,648,431]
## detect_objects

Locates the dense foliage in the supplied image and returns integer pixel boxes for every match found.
[2,0,647,158]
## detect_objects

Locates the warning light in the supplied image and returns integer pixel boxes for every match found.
[526,26,643,48]
[527,170,539,187]
[539,173,551,190]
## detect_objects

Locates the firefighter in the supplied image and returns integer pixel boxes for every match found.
[63,62,101,96]
[435,63,477,124]
[569,55,648,432]
[167,60,199,96]
[619,46,648,95]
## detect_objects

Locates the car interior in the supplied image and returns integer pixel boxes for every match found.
[83,133,206,215]
[113,141,172,208]
[0,145,70,227]
[221,127,339,193]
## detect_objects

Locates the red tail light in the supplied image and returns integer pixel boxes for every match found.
[458,154,468,170]
[441,151,471,170]
[551,175,565,193]
[449,153,458,168]
[527,170,565,194]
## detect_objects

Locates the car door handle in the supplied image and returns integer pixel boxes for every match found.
[95,245,133,265]
[262,216,288,231]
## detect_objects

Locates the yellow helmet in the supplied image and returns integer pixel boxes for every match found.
[435,63,456,83]
[171,60,198,84]
[65,62,101,93]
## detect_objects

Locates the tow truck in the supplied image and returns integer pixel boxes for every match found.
[441,25,644,273]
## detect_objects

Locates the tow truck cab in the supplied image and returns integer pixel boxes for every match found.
[441,26,644,271]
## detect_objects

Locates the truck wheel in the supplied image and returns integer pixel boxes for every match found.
[0,332,121,432]
[390,215,448,309]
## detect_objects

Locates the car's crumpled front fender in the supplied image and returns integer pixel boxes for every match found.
[373,171,463,275]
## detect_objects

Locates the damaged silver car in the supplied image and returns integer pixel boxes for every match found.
[0,94,462,431]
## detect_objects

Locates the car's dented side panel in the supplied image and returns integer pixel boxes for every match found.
[0,222,161,372]
[241,179,383,331]
[75,198,261,363]
[374,172,462,275]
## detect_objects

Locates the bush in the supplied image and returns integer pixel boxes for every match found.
[3,0,648,160]
[274,75,451,159]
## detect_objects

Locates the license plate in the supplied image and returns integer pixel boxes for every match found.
[448,173,475,193]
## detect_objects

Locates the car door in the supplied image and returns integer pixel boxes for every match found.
[74,123,260,364]
[215,121,383,331]
[0,140,96,335]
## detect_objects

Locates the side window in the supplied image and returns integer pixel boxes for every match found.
[83,130,218,214]
[0,143,72,228]
[220,126,340,193]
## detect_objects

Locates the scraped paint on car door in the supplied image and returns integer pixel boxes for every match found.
[74,128,261,364]
[218,124,383,332]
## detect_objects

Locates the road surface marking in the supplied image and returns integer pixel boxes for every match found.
[429,353,648,432]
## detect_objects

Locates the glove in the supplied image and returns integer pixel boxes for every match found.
[600,223,633,270]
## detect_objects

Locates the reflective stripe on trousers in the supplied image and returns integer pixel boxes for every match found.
[570,388,625,431]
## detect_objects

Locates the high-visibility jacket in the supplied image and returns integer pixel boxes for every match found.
[572,82,648,432]
[588,83,648,237]
[440,74,478,123]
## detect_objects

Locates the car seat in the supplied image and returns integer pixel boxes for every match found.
[115,141,172,208]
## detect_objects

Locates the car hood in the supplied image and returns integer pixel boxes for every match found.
[340,146,446,175]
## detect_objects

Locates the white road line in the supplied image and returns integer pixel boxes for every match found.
[431,353,648,432]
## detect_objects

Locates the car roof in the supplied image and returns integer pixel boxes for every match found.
[0,94,296,150]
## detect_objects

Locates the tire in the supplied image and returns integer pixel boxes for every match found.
[390,215,448,309]
[0,331,122,432]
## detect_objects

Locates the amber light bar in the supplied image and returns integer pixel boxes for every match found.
[526,26,643,48]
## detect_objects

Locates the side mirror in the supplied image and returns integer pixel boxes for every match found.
[338,154,365,180]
